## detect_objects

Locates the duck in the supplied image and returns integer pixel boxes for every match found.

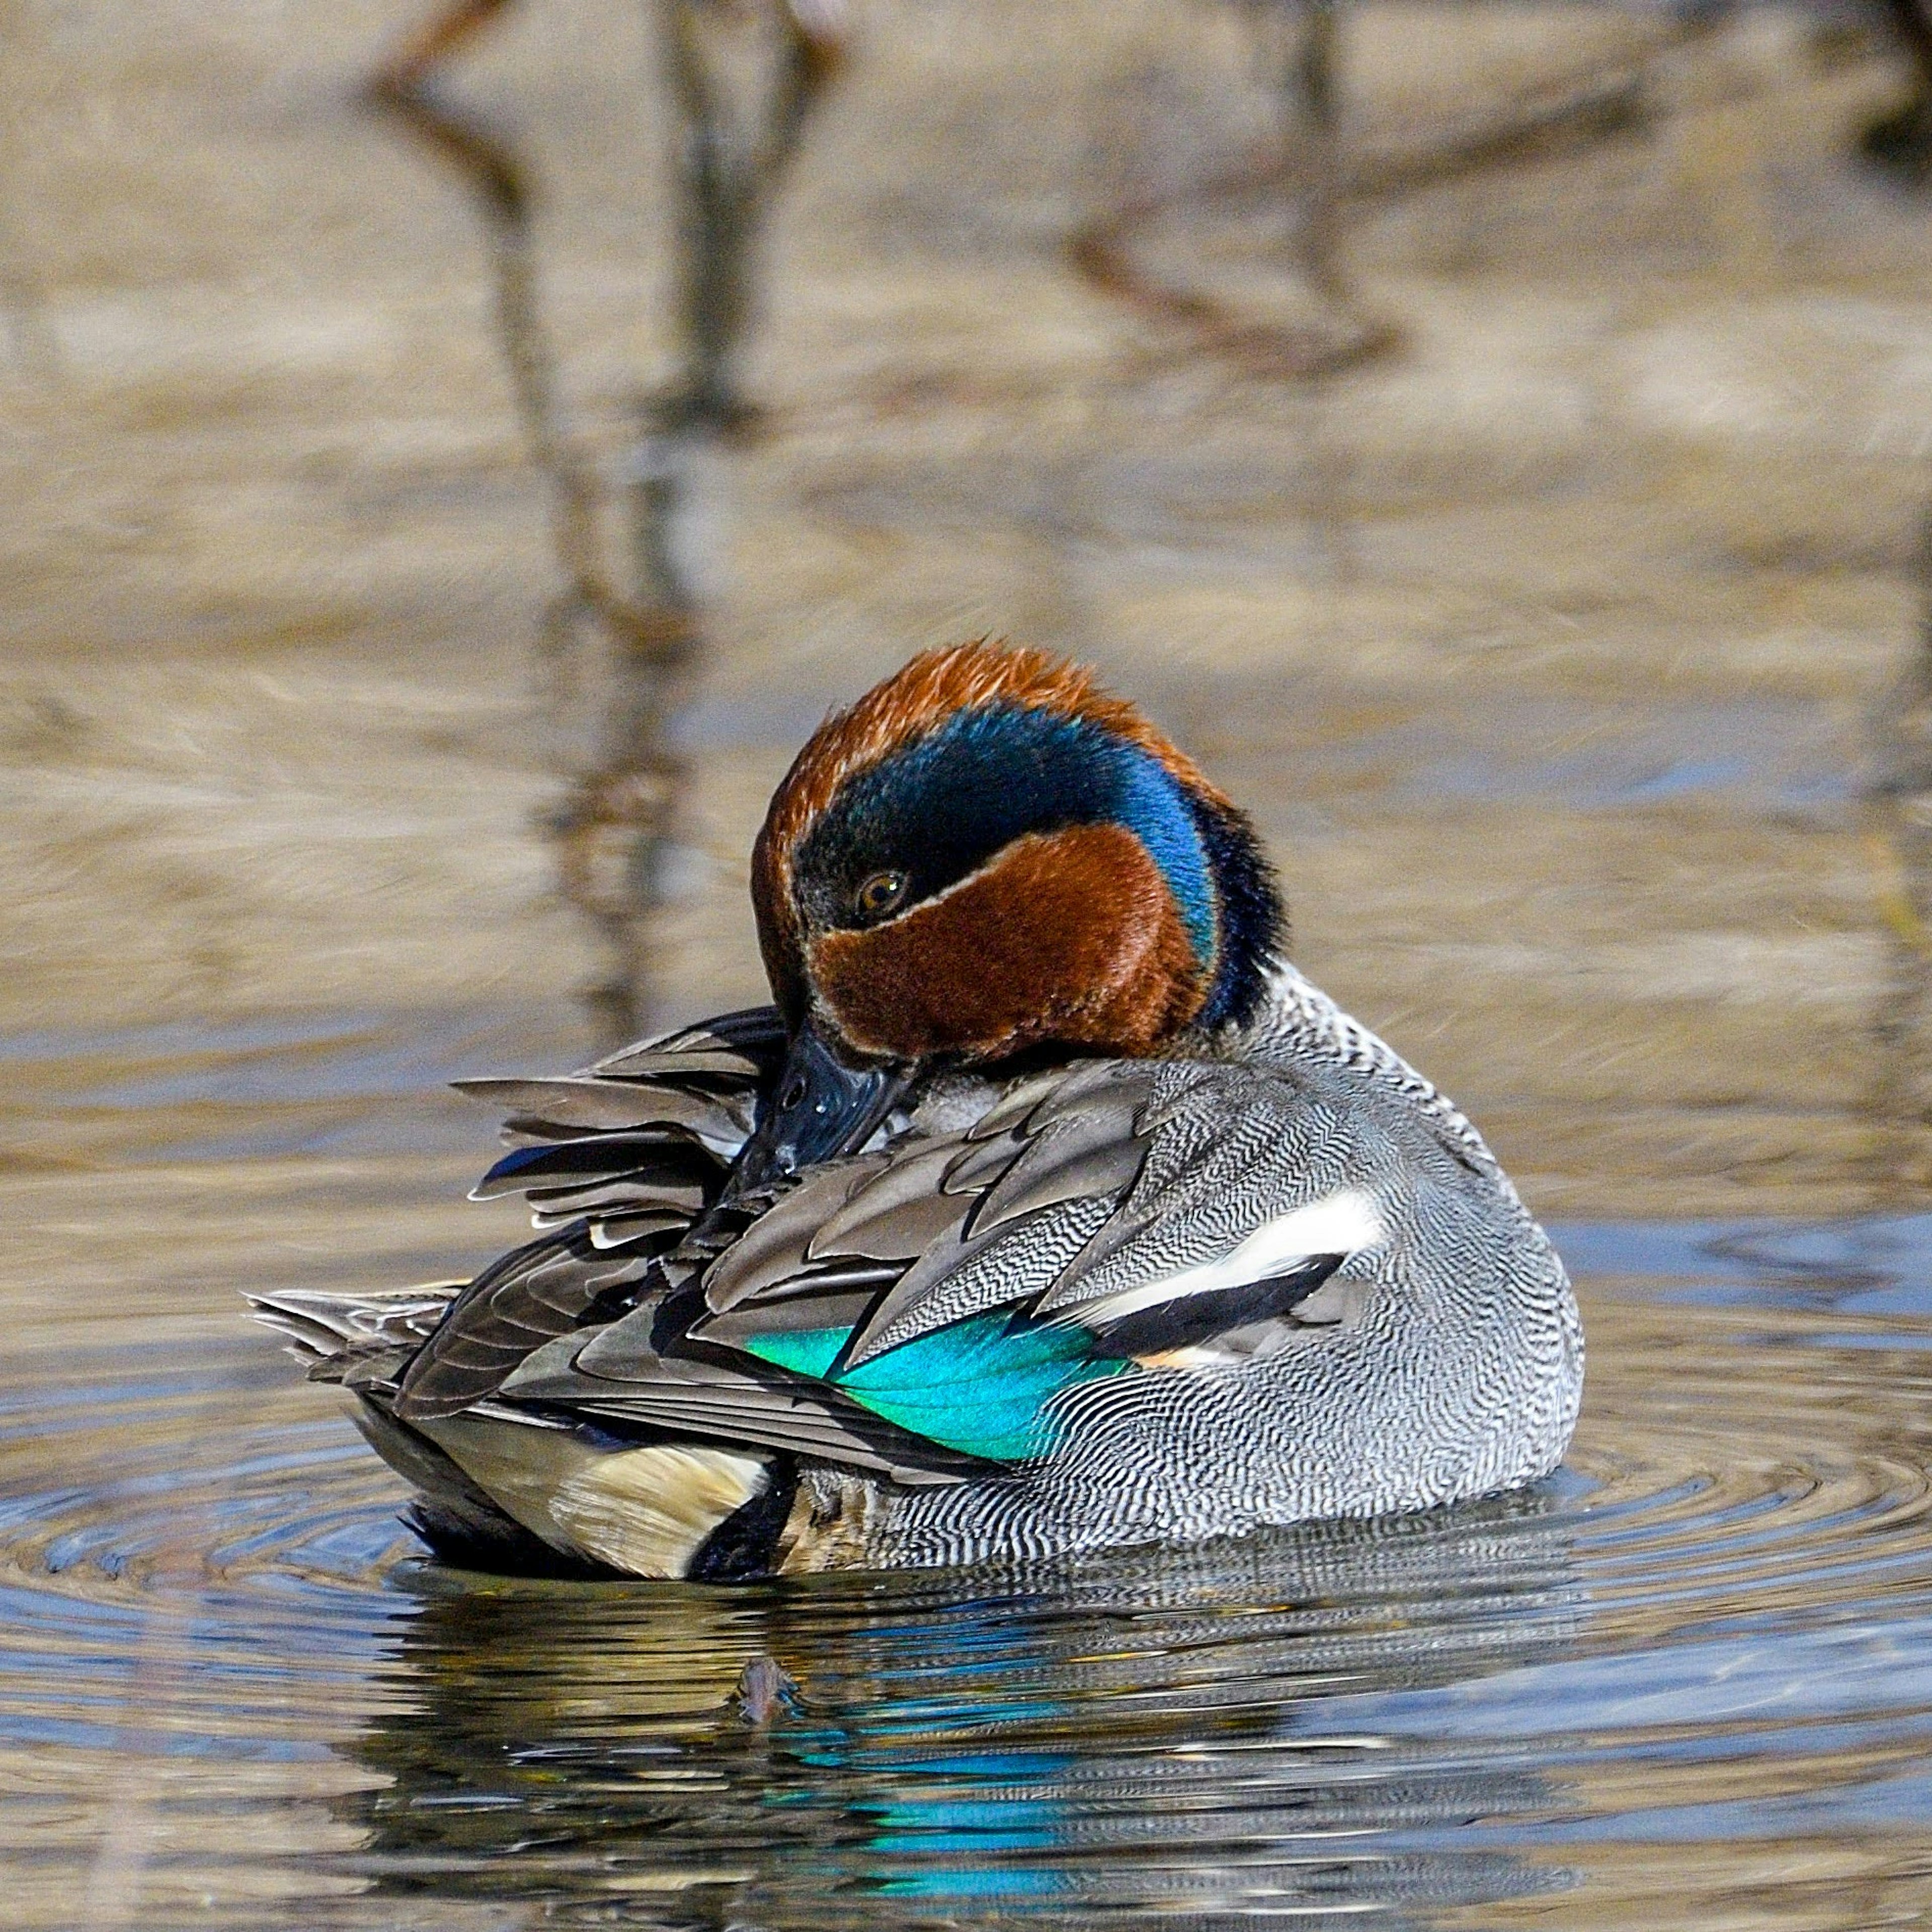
[254,640,1582,1580]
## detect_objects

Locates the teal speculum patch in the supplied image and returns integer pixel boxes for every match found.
[739,1313,1129,1463]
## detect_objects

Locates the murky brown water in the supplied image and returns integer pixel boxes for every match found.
[10,2,1932,1925]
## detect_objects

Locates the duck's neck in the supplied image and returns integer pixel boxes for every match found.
[1185,793,1286,1033]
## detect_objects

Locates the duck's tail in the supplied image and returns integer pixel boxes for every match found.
[248,1286,783,1580]
[248,1283,456,1382]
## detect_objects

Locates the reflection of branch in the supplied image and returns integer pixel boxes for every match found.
[1861,0,1932,184]
[1348,68,1650,203]
[0,20,58,383]
[658,0,846,427]
[369,1,841,1043]
[369,19,648,651]
[1069,224,1396,382]
[1073,28,1665,381]
[1287,0,1341,300]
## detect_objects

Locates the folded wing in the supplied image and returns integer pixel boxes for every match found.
[568,1057,1419,1465]
[353,1024,1439,1478]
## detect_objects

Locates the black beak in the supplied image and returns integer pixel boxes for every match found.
[724,1016,911,1199]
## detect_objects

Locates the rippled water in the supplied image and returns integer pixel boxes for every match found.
[6,1021,1932,1929]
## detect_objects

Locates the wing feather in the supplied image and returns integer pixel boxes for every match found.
[390,1007,786,1421]
[249,1286,458,1382]
[695,1056,1413,1388]
[457,1077,754,1151]
[968,1118,1145,1237]
[505,1319,975,1482]
[701,1159,885,1309]
[589,1006,787,1082]
[336,1020,1452,1486]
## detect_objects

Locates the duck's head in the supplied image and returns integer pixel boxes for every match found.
[734,641,1284,1183]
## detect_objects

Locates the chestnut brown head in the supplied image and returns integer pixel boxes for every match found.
[750,642,1284,1071]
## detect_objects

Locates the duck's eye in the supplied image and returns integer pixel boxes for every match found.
[853,869,909,920]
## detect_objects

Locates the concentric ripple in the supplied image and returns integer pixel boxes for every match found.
[5,1221,1932,1929]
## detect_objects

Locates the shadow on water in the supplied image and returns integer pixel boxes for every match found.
[339,1501,1584,1927]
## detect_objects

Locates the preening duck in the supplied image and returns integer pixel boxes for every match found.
[256,641,1582,1579]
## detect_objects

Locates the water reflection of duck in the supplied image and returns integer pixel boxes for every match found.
[339,1504,1583,1927]
[256,643,1582,1579]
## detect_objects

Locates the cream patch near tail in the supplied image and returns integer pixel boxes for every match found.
[419,1412,769,1578]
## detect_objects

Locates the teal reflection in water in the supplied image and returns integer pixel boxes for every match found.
[338,1502,1583,1925]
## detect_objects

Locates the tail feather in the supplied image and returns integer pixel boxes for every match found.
[250,1283,791,1579]
[248,1285,461,1382]
[416,1410,775,1579]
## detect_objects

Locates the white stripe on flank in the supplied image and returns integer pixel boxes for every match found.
[1068,1188,1384,1327]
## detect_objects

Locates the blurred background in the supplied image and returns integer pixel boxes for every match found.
[7,1,1932,1229]
[12,5,1932,1927]
[13,0,1932,1237]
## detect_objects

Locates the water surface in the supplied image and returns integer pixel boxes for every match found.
[8,5,1932,1923]
[4,1017,1932,1930]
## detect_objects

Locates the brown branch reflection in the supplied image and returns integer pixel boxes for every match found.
[369,1,843,1046]
[1073,9,1686,382]
[1862,0,1932,183]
